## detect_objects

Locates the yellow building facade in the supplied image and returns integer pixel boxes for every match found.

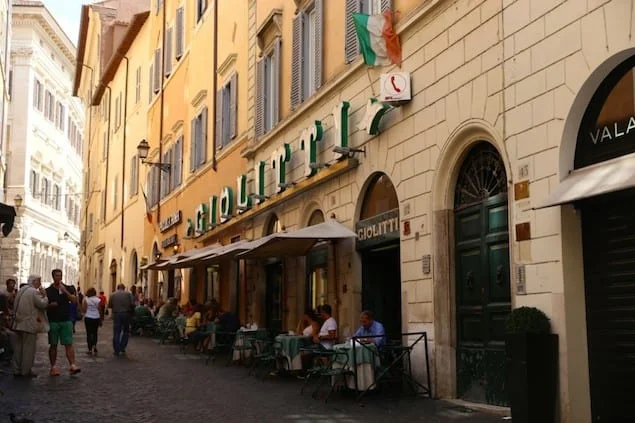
[75,0,151,294]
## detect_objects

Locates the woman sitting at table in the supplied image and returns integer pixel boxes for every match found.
[295,309,319,337]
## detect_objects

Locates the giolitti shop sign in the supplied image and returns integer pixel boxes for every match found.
[355,208,400,250]
[185,94,398,239]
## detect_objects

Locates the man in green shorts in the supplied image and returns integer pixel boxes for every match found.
[45,269,81,375]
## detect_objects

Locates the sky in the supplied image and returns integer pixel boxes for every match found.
[41,0,90,46]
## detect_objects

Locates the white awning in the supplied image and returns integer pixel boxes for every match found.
[174,240,252,267]
[535,152,635,209]
[238,219,357,259]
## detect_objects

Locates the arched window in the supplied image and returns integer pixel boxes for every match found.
[308,209,325,226]
[360,173,398,220]
[454,142,507,210]
[265,214,281,235]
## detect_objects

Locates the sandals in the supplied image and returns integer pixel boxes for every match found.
[69,365,81,375]
[49,368,61,376]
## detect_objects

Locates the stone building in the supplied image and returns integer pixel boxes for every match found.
[0,1,82,286]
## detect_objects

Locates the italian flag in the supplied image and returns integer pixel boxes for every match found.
[353,11,402,67]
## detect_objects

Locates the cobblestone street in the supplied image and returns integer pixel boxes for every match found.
[0,320,507,423]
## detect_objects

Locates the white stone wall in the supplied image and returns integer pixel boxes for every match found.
[0,5,83,288]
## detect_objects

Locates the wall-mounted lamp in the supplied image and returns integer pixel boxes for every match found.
[13,194,23,209]
[137,139,171,173]
[172,244,180,254]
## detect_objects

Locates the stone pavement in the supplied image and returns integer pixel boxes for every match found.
[0,319,508,423]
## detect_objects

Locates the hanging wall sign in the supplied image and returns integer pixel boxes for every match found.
[159,211,182,233]
[355,208,400,250]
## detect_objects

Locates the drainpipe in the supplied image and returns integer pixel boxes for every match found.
[211,1,218,171]
[157,0,166,224]
[120,56,129,249]
[1,4,11,199]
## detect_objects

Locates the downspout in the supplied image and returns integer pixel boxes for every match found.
[211,1,218,171]
[1,2,11,198]
[120,56,129,249]
[157,0,166,223]
[104,85,112,225]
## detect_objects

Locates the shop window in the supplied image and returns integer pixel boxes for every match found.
[360,173,398,220]
[576,58,635,169]
[308,209,325,226]
[265,214,281,235]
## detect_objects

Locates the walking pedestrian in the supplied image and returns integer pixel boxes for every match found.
[82,288,102,355]
[11,275,48,377]
[108,283,134,356]
[45,269,81,375]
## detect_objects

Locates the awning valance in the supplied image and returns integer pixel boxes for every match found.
[535,152,635,209]
[171,242,245,267]
[238,219,357,259]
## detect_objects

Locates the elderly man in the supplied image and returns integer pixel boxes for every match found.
[108,283,134,356]
[353,310,386,348]
[12,275,49,377]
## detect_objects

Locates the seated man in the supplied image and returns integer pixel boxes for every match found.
[157,297,178,320]
[214,308,240,333]
[313,304,337,350]
[353,310,386,348]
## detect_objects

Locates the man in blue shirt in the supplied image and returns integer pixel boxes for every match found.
[353,310,386,347]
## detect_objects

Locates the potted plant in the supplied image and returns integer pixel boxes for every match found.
[505,307,558,423]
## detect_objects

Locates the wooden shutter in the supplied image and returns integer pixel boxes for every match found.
[272,37,281,126]
[230,73,237,140]
[215,88,223,149]
[165,27,173,77]
[190,118,197,172]
[255,58,265,138]
[149,64,153,102]
[174,137,182,186]
[290,13,303,110]
[32,78,37,108]
[200,107,208,165]
[314,0,323,91]
[176,7,184,60]
[381,0,391,11]
[153,48,161,93]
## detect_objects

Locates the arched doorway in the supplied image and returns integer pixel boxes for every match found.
[454,142,510,406]
[306,209,327,310]
[574,56,635,422]
[356,173,402,337]
[264,214,283,332]
[130,250,138,291]
[109,259,118,293]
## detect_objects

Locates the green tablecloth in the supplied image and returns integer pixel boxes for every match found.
[334,342,378,366]
[275,335,311,359]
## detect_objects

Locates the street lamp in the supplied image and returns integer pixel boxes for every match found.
[136,139,171,173]
[13,194,23,209]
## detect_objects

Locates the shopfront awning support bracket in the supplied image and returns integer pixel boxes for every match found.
[278,182,296,189]
[309,162,331,170]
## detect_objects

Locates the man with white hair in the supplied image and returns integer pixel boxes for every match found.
[12,275,48,377]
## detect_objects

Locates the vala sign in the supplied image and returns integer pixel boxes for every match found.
[185,95,393,238]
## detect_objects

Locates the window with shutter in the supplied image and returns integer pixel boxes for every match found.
[215,88,222,149]
[165,27,173,77]
[197,0,208,22]
[199,107,208,165]
[135,66,141,103]
[113,175,118,210]
[190,118,196,172]
[292,1,323,109]
[174,137,183,187]
[176,7,184,60]
[153,48,161,93]
[255,58,265,138]
[229,73,237,140]
[149,64,154,103]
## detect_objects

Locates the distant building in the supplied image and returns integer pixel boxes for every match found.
[0,0,14,236]
[0,1,83,285]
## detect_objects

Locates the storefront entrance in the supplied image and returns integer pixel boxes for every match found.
[357,173,402,337]
[454,143,510,406]
[265,261,283,332]
[580,190,635,422]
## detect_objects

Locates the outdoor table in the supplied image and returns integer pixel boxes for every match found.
[275,334,311,370]
[232,328,267,361]
[333,342,379,391]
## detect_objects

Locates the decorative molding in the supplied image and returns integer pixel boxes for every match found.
[10,47,33,58]
[256,9,283,52]
[190,89,208,108]
[171,120,184,133]
[217,53,237,76]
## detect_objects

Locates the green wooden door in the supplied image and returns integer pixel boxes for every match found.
[362,245,402,337]
[455,193,511,406]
